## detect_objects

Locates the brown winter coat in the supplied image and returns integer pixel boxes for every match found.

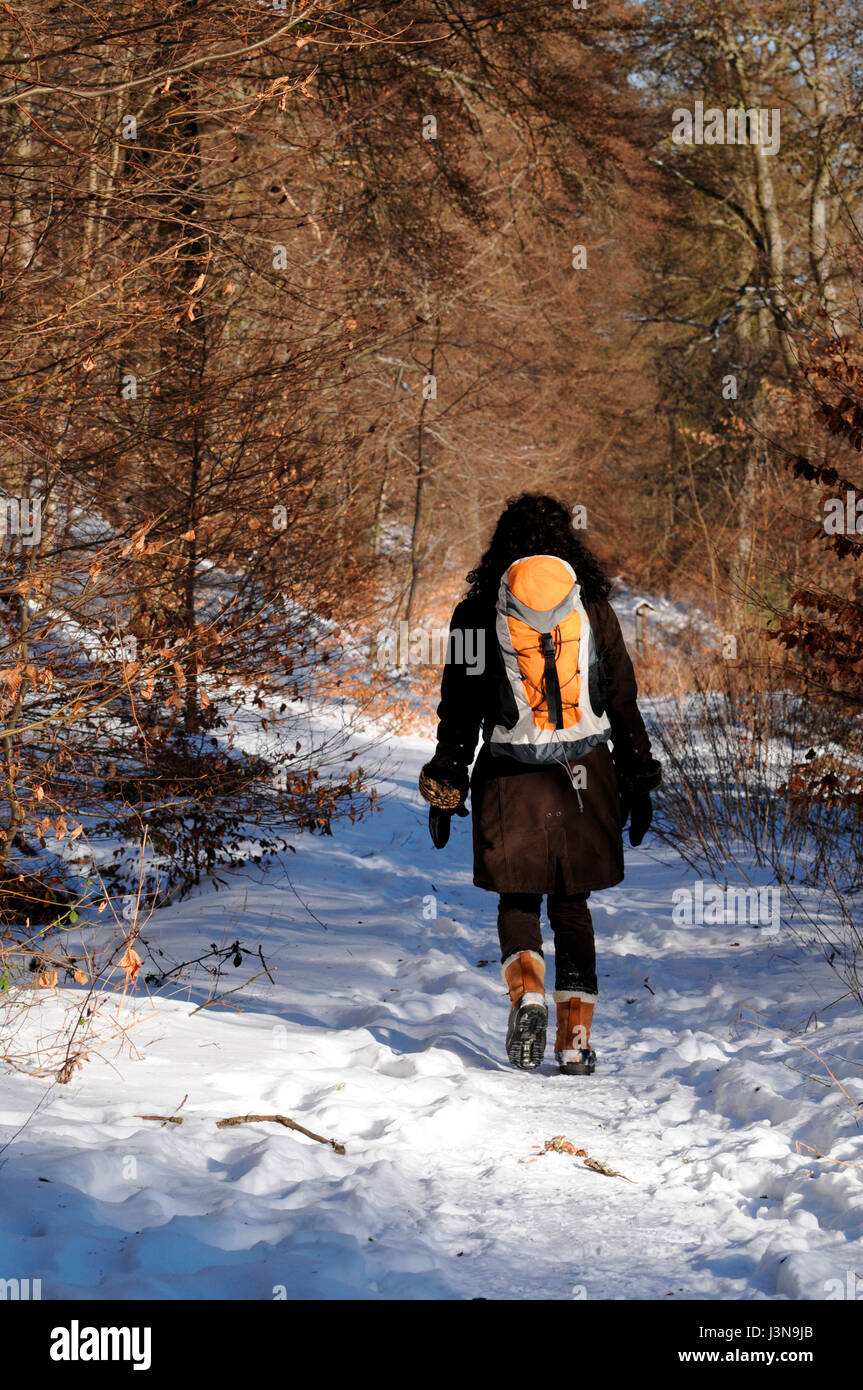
[433,593,657,895]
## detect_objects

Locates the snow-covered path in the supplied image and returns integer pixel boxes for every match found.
[2,729,862,1300]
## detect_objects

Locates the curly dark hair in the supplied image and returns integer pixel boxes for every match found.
[465,493,612,605]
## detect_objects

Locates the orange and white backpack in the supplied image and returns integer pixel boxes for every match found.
[488,554,611,765]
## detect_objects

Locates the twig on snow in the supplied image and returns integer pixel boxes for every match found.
[216,1112,346,1154]
[189,969,270,1015]
[136,1093,189,1127]
[795,1141,863,1171]
[742,1012,863,1115]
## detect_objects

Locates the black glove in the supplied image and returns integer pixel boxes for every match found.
[428,803,468,849]
[623,792,653,847]
[617,756,661,848]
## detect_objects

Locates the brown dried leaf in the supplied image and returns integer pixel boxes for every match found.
[0,667,23,695]
[117,944,142,981]
[57,1054,84,1084]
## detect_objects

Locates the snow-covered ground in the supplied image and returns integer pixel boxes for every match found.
[1,713,862,1301]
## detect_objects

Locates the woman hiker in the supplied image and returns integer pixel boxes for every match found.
[418,493,661,1075]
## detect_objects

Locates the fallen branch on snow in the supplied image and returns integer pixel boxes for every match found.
[795,1141,863,1171]
[133,1108,346,1153]
[216,1113,346,1153]
[136,1094,188,1127]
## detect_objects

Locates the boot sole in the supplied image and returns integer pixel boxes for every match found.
[556,1050,596,1076]
[506,1003,547,1070]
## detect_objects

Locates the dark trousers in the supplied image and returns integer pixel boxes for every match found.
[498,891,597,997]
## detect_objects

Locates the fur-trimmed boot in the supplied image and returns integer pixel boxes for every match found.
[502,950,547,1070]
[553,991,596,1075]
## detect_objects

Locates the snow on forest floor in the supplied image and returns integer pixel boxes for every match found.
[1,714,863,1301]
